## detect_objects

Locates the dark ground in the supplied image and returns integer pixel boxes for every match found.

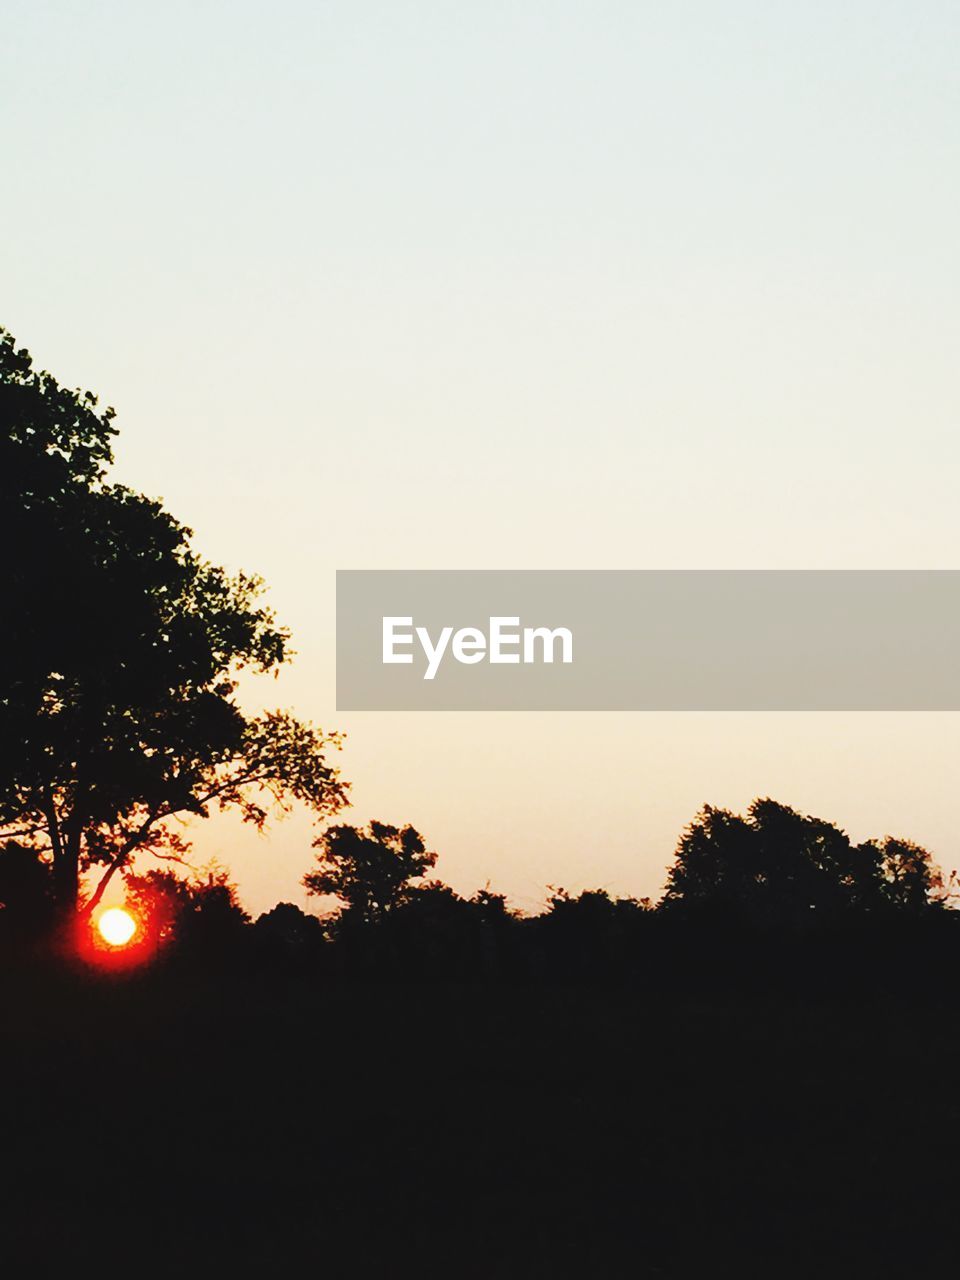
[2,962,959,1278]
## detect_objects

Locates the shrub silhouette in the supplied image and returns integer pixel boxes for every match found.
[124,864,250,953]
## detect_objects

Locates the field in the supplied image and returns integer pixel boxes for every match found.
[3,964,957,1277]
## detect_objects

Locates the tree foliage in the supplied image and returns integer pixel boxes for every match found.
[0,327,348,913]
[124,863,250,949]
[304,820,437,922]
[661,797,946,922]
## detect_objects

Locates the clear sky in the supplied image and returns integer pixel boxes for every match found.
[4,2,960,914]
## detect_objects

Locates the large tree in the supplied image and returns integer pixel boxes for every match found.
[660,798,946,922]
[0,328,348,916]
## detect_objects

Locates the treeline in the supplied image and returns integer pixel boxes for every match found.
[2,798,955,988]
[2,331,955,992]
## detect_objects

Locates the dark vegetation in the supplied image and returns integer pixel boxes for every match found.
[0,328,346,917]
[3,329,959,1275]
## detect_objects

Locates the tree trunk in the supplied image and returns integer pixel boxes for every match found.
[51,850,79,915]
[43,789,80,915]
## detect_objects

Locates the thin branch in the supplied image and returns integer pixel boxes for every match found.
[82,858,125,916]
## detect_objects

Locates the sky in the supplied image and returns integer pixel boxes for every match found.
[4,2,960,914]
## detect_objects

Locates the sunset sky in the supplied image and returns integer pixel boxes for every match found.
[4,2,960,913]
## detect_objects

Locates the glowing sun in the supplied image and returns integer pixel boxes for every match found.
[98,907,137,947]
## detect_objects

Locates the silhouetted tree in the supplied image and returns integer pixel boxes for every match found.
[379,880,477,972]
[469,886,521,926]
[661,798,943,923]
[124,863,249,951]
[304,821,437,923]
[867,836,946,913]
[253,901,325,955]
[546,886,651,920]
[536,887,651,975]
[0,328,348,917]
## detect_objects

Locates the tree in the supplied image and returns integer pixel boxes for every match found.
[0,328,348,916]
[253,901,324,952]
[469,886,521,926]
[124,863,250,950]
[660,798,944,922]
[537,887,650,974]
[867,836,946,913]
[303,820,437,923]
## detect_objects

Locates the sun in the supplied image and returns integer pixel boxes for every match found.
[97,907,137,947]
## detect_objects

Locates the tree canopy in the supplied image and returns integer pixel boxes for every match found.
[661,797,946,923]
[0,328,348,915]
[304,820,437,923]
